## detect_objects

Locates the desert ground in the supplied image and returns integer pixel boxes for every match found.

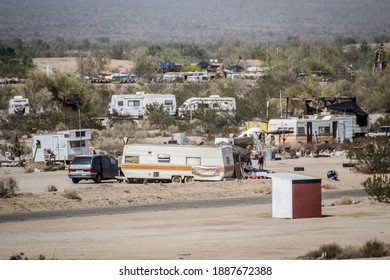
[33,57,134,74]
[0,154,389,260]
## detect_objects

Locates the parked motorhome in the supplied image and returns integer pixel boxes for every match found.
[108,92,177,117]
[177,95,236,118]
[120,144,234,183]
[267,113,370,148]
[9,96,29,115]
[32,129,91,163]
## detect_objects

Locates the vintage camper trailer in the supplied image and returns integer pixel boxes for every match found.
[9,96,29,115]
[32,129,91,163]
[267,113,370,148]
[108,92,176,117]
[120,144,234,183]
[177,95,236,118]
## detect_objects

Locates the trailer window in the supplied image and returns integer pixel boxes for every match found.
[128,100,140,107]
[164,100,173,105]
[319,126,331,134]
[158,154,170,162]
[70,140,86,148]
[75,131,86,138]
[125,156,139,164]
[186,157,201,165]
[297,127,305,134]
[117,101,124,107]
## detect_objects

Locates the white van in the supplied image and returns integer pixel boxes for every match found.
[120,144,234,183]
[108,92,177,117]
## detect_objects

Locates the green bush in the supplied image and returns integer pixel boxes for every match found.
[0,177,19,198]
[362,174,390,202]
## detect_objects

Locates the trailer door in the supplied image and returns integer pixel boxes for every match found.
[307,122,313,143]
[332,121,338,139]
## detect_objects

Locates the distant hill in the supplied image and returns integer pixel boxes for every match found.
[1,0,389,42]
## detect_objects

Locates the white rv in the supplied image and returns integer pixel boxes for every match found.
[9,96,29,115]
[120,144,234,183]
[267,113,370,148]
[177,95,236,118]
[108,92,177,117]
[32,129,91,163]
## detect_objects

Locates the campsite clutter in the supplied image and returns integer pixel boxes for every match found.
[3,92,374,187]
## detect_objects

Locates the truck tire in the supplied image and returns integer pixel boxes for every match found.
[184,176,194,183]
[94,173,102,183]
[172,176,182,183]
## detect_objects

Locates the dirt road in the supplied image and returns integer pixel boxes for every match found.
[0,155,389,260]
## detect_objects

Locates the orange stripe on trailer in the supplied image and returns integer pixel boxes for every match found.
[121,163,193,171]
[121,163,234,173]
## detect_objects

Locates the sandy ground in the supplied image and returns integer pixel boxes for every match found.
[0,155,389,260]
[33,57,134,74]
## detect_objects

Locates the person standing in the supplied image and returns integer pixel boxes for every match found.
[257,153,264,169]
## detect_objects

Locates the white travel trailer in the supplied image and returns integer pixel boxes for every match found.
[32,129,91,163]
[108,92,177,117]
[267,113,370,148]
[120,144,234,183]
[177,95,236,118]
[9,96,29,115]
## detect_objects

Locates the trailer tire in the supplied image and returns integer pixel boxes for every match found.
[94,173,102,183]
[172,176,182,183]
[184,176,194,183]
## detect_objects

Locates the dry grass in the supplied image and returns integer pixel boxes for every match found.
[63,189,82,200]
[302,239,390,259]
[23,162,46,173]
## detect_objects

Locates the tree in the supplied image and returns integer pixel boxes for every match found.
[133,55,157,77]
[76,51,109,78]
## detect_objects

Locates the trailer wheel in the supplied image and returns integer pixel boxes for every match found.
[172,176,182,183]
[184,176,194,183]
[94,173,102,183]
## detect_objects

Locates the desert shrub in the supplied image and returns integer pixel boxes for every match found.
[145,103,176,129]
[345,137,390,173]
[63,189,82,200]
[337,245,363,259]
[319,243,343,259]
[10,253,46,260]
[361,239,388,258]
[303,239,390,259]
[362,174,390,202]
[339,196,354,205]
[0,176,19,198]
[303,250,322,259]
[10,252,28,260]
[47,185,58,192]
[23,162,45,173]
